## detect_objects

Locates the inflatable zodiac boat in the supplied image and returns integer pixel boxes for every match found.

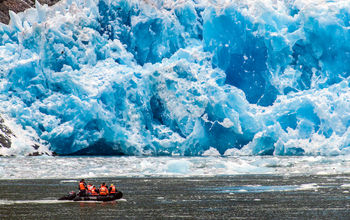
[58,191,123,202]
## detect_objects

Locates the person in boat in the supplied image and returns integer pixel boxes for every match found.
[109,184,117,195]
[78,179,87,196]
[99,182,109,196]
[91,185,99,196]
[87,182,93,195]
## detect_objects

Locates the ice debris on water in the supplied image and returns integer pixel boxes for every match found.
[0,0,350,156]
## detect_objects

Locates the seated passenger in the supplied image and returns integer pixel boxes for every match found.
[109,184,117,195]
[78,179,87,197]
[87,183,93,195]
[99,183,109,196]
[91,185,99,196]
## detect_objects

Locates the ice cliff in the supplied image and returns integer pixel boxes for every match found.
[0,0,350,156]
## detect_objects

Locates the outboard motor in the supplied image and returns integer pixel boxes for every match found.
[58,191,77,200]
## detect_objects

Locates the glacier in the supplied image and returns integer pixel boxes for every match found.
[0,0,350,156]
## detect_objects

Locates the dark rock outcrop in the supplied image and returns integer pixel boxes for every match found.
[0,115,51,156]
[0,0,60,24]
[0,116,14,149]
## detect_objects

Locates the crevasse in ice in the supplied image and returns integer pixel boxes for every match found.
[0,0,349,156]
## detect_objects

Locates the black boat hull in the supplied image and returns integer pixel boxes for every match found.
[59,191,123,201]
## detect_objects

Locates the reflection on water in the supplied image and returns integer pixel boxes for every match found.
[78,200,118,208]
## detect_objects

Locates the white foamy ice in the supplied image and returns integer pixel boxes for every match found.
[2,155,350,179]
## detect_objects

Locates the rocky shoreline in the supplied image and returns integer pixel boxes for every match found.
[0,0,59,24]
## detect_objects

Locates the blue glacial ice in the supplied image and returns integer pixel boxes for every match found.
[0,0,350,156]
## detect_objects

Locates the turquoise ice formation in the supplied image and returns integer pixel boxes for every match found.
[0,0,350,156]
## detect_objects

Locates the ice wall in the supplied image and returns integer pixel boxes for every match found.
[0,0,350,156]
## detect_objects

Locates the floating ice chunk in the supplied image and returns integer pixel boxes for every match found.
[202,147,220,156]
[341,184,350,189]
[297,183,319,191]
[166,159,191,174]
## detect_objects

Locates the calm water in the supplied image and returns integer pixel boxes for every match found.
[1,175,350,219]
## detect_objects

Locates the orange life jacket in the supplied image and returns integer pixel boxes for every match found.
[79,182,86,190]
[87,185,93,194]
[99,186,108,195]
[109,185,116,194]
[91,188,98,196]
